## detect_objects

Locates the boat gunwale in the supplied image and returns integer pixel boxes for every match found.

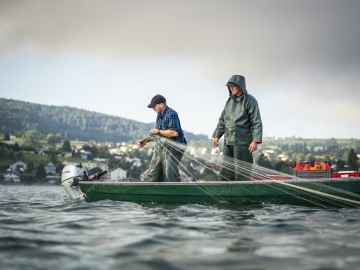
[79,178,360,186]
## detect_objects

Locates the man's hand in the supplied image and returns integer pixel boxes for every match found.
[137,138,149,148]
[150,128,158,135]
[212,137,219,147]
[249,141,258,153]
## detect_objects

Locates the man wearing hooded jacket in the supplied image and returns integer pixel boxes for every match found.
[212,75,263,181]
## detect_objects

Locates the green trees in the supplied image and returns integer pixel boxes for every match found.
[274,161,291,174]
[347,149,359,171]
[22,130,43,145]
[46,133,62,145]
[0,98,156,142]
[35,163,47,179]
[257,153,273,169]
[61,140,72,152]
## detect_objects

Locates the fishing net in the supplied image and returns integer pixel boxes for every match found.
[153,136,293,182]
[148,136,360,207]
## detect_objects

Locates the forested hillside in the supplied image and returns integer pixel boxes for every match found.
[0,98,207,142]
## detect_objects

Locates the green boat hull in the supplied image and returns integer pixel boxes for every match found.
[79,178,360,207]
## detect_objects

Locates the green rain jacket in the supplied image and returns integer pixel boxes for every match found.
[212,76,263,146]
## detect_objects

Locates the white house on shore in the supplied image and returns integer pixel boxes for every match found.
[110,168,127,182]
[9,160,27,172]
[45,162,56,175]
[4,173,20,183]
[79,150,91,159]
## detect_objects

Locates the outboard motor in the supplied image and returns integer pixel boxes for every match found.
[61,163,88,199]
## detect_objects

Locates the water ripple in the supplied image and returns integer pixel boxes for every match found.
[1,185,360,270]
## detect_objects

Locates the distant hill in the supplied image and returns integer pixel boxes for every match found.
[0,98,208,143]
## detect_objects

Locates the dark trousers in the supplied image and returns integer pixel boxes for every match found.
[219,144,253,181]
[147,145,184,182]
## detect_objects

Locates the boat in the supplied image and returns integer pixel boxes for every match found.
[61,163,360,207]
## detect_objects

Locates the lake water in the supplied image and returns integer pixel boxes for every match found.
[1,185,360,270]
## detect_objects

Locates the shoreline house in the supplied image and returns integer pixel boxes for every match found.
[45,162,57,175]
[9,160,27,172]
[79,150,91,160]
[110,168,127,182]
[4,173,21,183]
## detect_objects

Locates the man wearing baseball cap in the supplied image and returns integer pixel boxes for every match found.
[138,94,186,182]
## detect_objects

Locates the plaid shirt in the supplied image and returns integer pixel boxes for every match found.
[156,106,186,143]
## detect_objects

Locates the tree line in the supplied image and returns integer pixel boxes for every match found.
[0,98,207,143]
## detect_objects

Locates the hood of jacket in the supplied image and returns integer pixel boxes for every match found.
[227,75,247,96]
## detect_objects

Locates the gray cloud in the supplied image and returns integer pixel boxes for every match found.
[1,0,359,136]
[2,1,360,63]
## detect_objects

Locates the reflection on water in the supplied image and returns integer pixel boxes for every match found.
[1,185,360,270]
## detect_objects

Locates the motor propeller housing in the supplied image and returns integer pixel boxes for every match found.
[61,163,88,199]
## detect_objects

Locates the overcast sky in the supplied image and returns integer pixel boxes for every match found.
[1,0,359,139]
